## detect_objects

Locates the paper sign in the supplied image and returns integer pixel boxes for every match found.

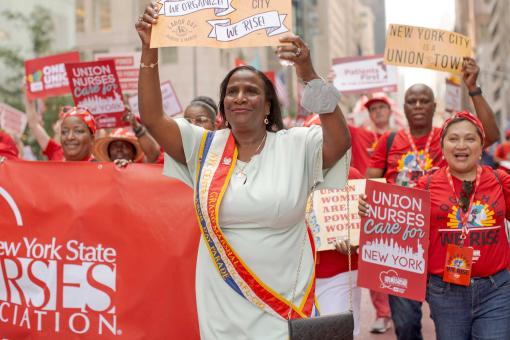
[309,179,386,251]
[24,51,80,100]
[384,24,471,74]
[128,80,183,117]
[0,103,28,137]
[445,79,462,112]
[94,52,141,95]
[66,60,127,129]
[358,180,430,301]
[0,161,200,339]
[150,0,292,48]
[332,55,398,94]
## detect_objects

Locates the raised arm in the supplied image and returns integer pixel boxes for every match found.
[123,109,161,163]
[135,2,185,164]
[462,57,500,147]
[25,95,50,150]
[277,36,351,169]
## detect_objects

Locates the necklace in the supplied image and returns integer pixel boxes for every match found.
[236,132,267,183]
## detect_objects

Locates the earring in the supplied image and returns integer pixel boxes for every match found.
[264,115,269,125]
[225,121,229,127]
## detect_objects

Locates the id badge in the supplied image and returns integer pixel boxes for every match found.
[443,244,473,286]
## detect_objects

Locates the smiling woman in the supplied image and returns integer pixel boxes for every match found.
[135,2,352,338]
[60,107,96,162]
[417,111,510,340]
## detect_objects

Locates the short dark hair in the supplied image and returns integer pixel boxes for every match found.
[219,65,284,131]
[188,96,218,122]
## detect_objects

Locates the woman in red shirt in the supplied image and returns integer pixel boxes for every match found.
[59,107,96,161]
[361,111,510,339]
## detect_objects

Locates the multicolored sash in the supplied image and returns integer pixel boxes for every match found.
[194,129,317,320]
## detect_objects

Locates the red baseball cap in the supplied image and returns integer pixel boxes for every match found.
[364,96,391,110]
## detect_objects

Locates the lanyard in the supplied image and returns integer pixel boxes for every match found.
[405,129,435,171]
[445,166,482,243]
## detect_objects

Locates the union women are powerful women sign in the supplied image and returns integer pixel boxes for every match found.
[0,161,200,339]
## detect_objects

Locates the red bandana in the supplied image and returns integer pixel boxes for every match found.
[441,111,485,146]
[60,107,97,135]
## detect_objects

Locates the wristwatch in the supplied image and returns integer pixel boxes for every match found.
[468,86,482,97]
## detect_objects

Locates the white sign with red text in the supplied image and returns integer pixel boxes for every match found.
[0,103,28,137]
[94,52,141,95]
[128,81,183,117]
[308,179,386,251]
[332,55,398,94]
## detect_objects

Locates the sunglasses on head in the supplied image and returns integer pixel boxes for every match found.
[459,180,474,212]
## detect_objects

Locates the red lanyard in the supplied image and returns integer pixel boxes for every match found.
[405,129,435,171]
[445,166,482,241]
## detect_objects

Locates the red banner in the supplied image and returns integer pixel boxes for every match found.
[358,180,430,301]
[24,51,81,100]
[0,161,200,339]
[66,60,127,129]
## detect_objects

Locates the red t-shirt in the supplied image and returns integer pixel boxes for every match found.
[0,131,18,160]
[369,127,445,186]
[417,166,510,277]
[349,125,380,175]
[43,139,64,161]
[315,167,362,278]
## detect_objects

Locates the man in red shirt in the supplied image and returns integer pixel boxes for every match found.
[365,58,500,340]
[493,129,510,172]
[349,95,392,175]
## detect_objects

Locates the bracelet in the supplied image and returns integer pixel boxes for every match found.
[134,126,146,137]
[300,78,340,114]
[140,60,158,69]
[468,86,482,97]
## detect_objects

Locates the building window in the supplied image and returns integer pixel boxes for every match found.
[94,0,111,32]
[161,47,178,64]
[76,0,85,33]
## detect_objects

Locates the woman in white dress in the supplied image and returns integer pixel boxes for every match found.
[136,3,351,339]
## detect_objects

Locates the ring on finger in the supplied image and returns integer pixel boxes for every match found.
[295,47,302,57]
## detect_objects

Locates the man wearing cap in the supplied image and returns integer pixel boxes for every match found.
[365,57,500,340]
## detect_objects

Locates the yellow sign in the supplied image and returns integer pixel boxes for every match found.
[150,0,292,48]
[384,24,472,74]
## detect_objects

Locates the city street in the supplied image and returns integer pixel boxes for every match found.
[357,289,436,339]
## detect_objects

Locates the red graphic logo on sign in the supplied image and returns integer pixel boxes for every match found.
[24,51,80,100]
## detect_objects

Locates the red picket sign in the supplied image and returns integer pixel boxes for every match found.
[0,161,200,339]
[66,60,127,129]
[358,180,431,301]
[24,51,81,100]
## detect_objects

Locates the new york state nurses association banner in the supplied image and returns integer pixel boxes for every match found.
[0,161,200,339]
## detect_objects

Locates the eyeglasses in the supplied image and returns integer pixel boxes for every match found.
[459,180,474,212]
[184,116,212,124]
